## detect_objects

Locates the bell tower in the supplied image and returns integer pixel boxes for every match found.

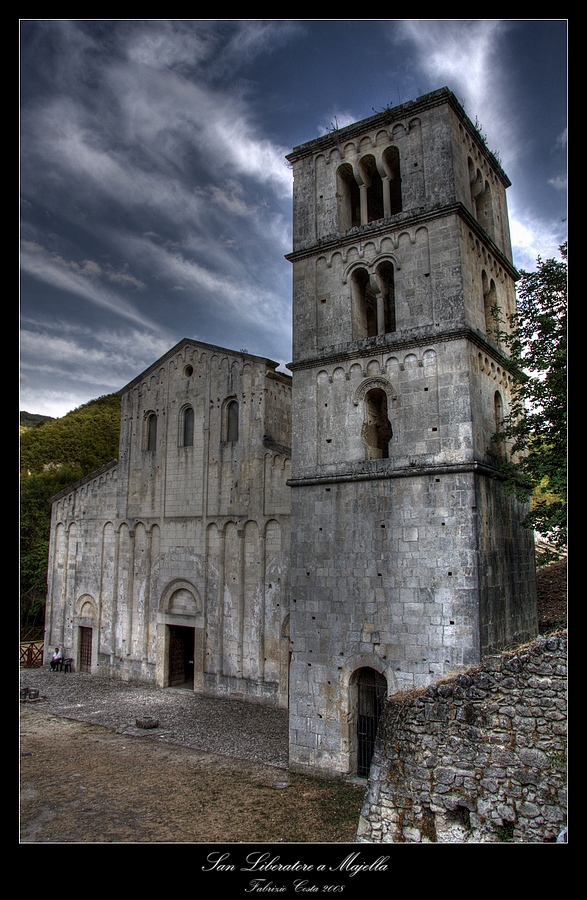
[286,87,538,777]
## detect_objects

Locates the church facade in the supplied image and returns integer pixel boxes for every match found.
[45,343,292,708]
[44,87,538,778]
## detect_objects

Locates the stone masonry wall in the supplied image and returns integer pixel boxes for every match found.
[357,632,567,843]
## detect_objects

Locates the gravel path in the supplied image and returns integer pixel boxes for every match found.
[20,667,290,769]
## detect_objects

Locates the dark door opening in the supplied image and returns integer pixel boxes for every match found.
[79,626,92,673]
[356,668,387,777]
[168,625,195,687]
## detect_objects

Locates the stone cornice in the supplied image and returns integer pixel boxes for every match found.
[288,325,518,375]
[286,202,518,282]
[287,86,510,188]
[48,458,118,504]
[119,337,283,396]
[287,459,501,489]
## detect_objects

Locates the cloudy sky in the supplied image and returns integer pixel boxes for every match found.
[20,19,567,419]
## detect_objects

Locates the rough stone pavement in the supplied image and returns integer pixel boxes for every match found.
[19,667,290,769]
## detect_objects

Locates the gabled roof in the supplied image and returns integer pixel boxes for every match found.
[119,337,290,395]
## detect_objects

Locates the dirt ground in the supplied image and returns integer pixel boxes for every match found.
[19,705,365,844]
[535,558,567,633]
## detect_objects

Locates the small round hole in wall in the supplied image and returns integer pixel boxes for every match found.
[184,365,194,377]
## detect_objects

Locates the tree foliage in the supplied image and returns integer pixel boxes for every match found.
[20,393,121,475]
[494,242,567,559]
[20,394,121,630]
[20,410,55,432]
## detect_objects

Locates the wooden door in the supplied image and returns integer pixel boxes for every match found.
[168,626,194,687]
[79,626,92,673]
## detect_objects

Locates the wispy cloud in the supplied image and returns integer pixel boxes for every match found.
[20,19,294,317]
[507,202,566,272]
[20,319,175,416]
[391,20,517,160]
[389,19,567,268]
[20,241,160,330]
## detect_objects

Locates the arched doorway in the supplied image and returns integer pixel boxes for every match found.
[168,625,195,688]
[79,626,92,673]
[355,667,387,776]
[158,580,202,689]
[74,594,98,675]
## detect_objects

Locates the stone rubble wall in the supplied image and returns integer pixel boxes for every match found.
[357,632,567,843]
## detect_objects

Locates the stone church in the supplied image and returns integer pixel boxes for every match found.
[44,87,538,778]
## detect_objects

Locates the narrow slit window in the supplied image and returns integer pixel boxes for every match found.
[182,406,194,447]
[146,413,157,451]
[227,400,239,442]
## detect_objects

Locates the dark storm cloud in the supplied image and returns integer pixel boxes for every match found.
[20,19,567,417]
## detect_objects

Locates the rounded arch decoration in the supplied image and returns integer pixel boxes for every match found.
[353,375,395,408]
[342,253,399,286]
[75,593,98,621]
[160,579,202,618]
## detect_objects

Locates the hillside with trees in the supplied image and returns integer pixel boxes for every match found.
[20,411,55,432]
[20,394,121,632]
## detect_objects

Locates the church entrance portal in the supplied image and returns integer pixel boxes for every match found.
[356,668,387,776]
[168,625,195,688]
[79,626,92,673]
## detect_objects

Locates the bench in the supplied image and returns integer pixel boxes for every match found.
[58,657,74,673]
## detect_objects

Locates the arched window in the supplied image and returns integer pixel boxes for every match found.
[337,163,361,231]
[146,413,157,451]
[494,391,503,429]
[469,158,494,239]
[226,400,239,442]
[360,155,384,223]
[482,271,499,340]
[181,406,194,447]
[494,390,505,458]
[376,261,396,334]
[476,179,495,241]
[352,263,396,339]
[362,388,392,459]
[469,158,484,215]
[352,267,377,338]
[337,149,402,233]
[383,146,402,216]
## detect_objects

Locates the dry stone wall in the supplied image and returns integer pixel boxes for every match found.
[357,632,567,843]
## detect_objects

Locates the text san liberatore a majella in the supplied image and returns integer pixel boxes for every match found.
[202,851,390,892]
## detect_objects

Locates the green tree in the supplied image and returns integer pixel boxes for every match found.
[20,394,121,631]
[494,242,567,561]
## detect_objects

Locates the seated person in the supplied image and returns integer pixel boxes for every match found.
[50,647,63,671]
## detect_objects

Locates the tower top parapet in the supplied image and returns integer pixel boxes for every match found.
[287,86,510,189]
